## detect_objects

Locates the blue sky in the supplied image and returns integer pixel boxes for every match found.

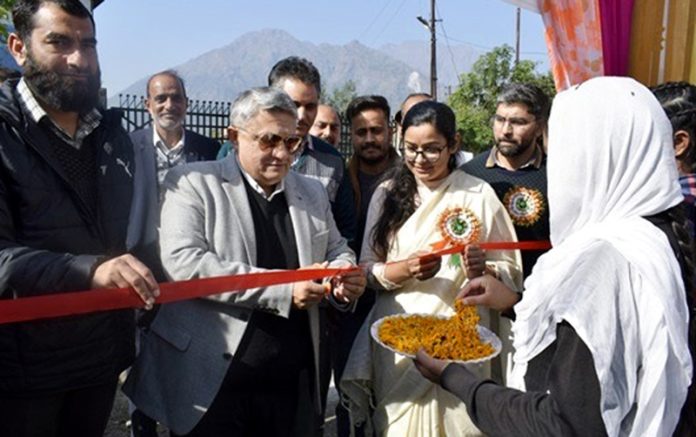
[94,0,548,94]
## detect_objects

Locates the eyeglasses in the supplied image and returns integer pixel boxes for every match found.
[235,126,303,154]
[492,114,535,128]
[401,143,447,163]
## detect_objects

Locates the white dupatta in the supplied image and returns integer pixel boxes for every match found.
[509,77,692,436]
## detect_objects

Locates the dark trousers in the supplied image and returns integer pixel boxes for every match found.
[130,409,158,437]
[0,380,118,437]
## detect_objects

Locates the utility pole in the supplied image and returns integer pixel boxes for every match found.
[417,0,439,100]
[515,7,521,66]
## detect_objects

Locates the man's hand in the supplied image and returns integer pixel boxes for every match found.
[413,348,449,385]
[458,275,520,312]
[91,254,159,310]
[292,280,326,309]
[462,244,486,279]
[331,268,367,303]
[293,262,329,309]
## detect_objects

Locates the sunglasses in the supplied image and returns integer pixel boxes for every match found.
[235,126,303,154]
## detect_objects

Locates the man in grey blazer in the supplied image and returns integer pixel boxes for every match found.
[123,87,366,436]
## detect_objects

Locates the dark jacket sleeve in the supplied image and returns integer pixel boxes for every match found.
[440,322,607,437]
[332,171,356,242]
[186,130,220,161]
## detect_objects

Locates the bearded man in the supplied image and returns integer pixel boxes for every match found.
[0,1,158,436]
[461,83,551,278]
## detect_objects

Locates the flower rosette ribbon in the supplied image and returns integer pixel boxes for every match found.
[431,206,482,269]
[503,186,545,227]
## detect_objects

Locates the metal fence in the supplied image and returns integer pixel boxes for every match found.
[113,95,401,159]
[115,94,231,143]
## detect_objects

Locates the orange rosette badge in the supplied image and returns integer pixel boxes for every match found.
[503,186,545,227]
[437,206,482,246]
[435,207,482,269]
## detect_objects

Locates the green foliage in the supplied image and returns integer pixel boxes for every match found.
[324,80,357,115]
[0,0,15,43]
[448,45,555,154]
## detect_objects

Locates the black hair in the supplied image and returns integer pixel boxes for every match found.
[652,81,696,172]
[372,100,457,259]
[496,82,551,122]
[345,95,390,125]
[146,69,187,98]
[267,56,321,95]
[12,0,94,42]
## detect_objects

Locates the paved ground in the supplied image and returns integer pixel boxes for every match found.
[105,383,340,437]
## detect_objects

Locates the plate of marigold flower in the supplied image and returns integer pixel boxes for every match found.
[371,301,501,363]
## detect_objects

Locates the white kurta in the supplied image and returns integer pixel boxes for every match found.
[341,169,522,437]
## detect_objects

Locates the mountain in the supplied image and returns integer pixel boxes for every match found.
[112,29,479,110]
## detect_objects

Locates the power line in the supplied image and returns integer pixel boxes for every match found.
[436,3,462,87]
[358,0,394,42]
[434,31,547,56]
[370,0,409,45]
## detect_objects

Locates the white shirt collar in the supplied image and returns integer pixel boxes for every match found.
[152,127,186,156]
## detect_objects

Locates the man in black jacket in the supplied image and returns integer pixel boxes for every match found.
[0,1,158,436]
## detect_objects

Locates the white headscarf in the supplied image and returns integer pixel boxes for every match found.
[510,77,692,436]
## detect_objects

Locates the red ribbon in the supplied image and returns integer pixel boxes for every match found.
[431,240,552,257]
[0,241,551,325]
[0,267,357,325]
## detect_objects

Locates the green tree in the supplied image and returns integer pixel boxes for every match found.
[0,0,15,43]
[324,80,357,114]
[448,45,555,154]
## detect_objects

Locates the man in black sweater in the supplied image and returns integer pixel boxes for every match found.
[461,83,551,278]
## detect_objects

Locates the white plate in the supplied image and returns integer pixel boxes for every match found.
[370,313,502,364]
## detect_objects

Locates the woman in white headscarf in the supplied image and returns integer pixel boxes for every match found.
[414,76,695,436]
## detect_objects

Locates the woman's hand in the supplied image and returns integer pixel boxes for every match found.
[462,244,486,278]
[384,250,442,284]
[406,251,442,281]
[413,348,449,385]
[458,275,520,312]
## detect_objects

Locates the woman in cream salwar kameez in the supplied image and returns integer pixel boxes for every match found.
[341,101,522,437]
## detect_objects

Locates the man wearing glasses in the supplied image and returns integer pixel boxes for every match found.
[123,87,366,437]
[461,83,551,278]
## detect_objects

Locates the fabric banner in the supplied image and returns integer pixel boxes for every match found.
[598,0,636,76]
[539,0,604,90]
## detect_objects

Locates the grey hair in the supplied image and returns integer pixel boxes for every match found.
[229,87,298,128]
